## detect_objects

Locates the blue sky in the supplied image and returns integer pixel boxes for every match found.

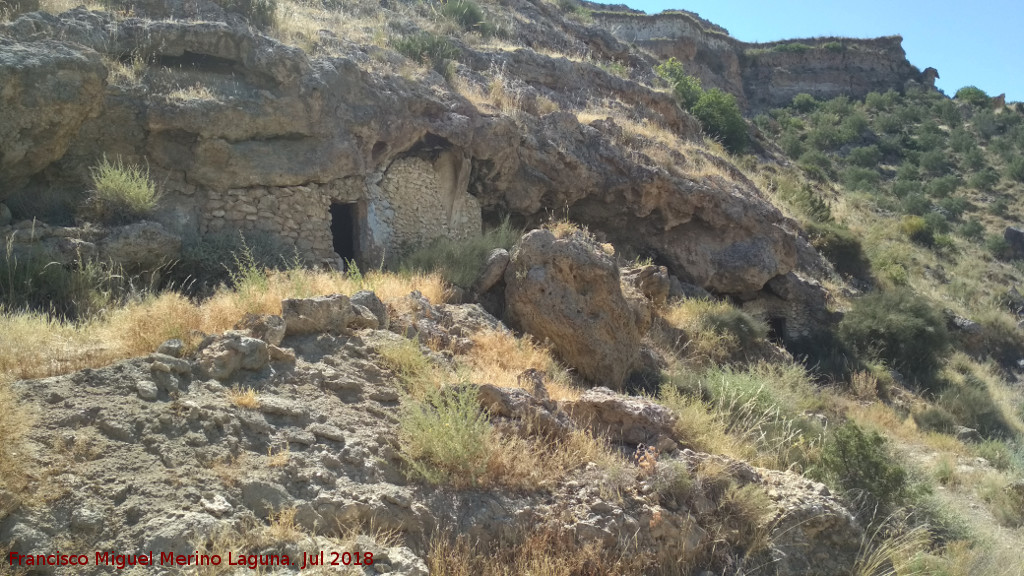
[595,0,1024,102]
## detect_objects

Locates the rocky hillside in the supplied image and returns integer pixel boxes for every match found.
[1,0,1023,575]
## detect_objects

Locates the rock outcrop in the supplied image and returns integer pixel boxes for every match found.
[504,229,642,388]
[1,7,801,296]
[591,10,926,111]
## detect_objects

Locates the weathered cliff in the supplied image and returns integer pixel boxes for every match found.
[592,10,926,111]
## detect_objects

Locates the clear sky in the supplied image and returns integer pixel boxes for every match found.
[594,0,1024,102]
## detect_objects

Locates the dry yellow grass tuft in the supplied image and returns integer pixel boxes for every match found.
[227,386,260,410]
[462,329,580,401]
[659,298,767,366]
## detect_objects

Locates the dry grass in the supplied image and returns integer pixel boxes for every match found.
[659,298,768,366]
[105,53,147,88]
[461,329,580,401]
[0,269,447,385]
[267,443,290,468]
[166,83,218,102]
[428,527,648,576]
[0,381,34,517]
[227,386,260,410]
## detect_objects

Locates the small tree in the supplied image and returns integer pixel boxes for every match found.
[954,86,990,107]
[654,57,703,110]
[692,88,747,153]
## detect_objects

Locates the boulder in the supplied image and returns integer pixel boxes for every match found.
[349,304,380,330]
[350,291,388,329]
[197,331,269,381]
[476,383,573,437]
[504,229,641,388]
[1004,227,1024,260]
[0,37,106,197]
[282,295,353,336]
[471,248,510,294]
[621,265,670,307]
[98,221,182,271]
[567,387,677,449]
[235,314,286,346]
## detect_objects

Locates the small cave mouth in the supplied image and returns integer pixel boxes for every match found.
[767,316,787,342]
[330,202,359,266]
[404,132,453,160]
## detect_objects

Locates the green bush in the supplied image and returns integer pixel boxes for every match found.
[846,145,881,168]
[958,218,984,240]
[171,230,288,293]
[1006,157,1024,183]
[950,128,976,154]
[440,0,490,34]
[78,156,161,226]
[919,149,948,176]
[0,243,127,319]
[822,41,844,52]
[777,178,832,222]
[969,168,999,192]
[900,215,935,246]
[873,113,902,134]
[400,218,521,287]
[774,42,812,53]
[926,175,959,198]
[798,150,833,180]
[912,405,958,434]
[394,33,458,72]
[839,288,950,388]
[900,193,931,216]
[692,88,747,153]
[962,147,986,171]
[654,58,703,110]
[806,222,870,279]
[974,110,1001,139]
[813,422,909,515]
[790,93,818,113]
[398,385,492,486]
[840,166,880,192]
[954,85,990,106]
[938,196,968,219]
[940,374,1013,438]
[986,234,1013,260]
[779,130,804,158]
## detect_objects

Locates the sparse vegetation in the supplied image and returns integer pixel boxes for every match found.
[78,155,161,226]
[655,58,747,152]
[399,218,520,288]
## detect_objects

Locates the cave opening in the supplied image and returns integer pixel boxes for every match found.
[330,202,358,267]
[768,316,787,342]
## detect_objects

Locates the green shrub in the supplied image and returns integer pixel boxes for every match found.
[440,0,491,34]
[806,222,870,279]
[986,234,1013,260]
[822,95,853,116]
[874,113,902,134]
[846,145,881,168]
[974,439,1022,472]
[900,215,934,246]
[400,218,521,287]
[813,422,909,515]
[774,42,812,53]
[777,178,832,222]
[919,149,948,176]
[949,128,976,154]
[924,212,950,235]
[912,406,958,434]
[654,58,703,110]
[790,93,818,113]
[692,88,747,153]
[896,161,921,182]
[958,218,984,240]
[968,168,999,191]
[171,230,288,293]
[974,110,1001,139]
[394,33,458,72]
[398,386,492,486]
[940,374,1013,438]
[839,288,950,388]
[840,166,880,192]
[779,130,804,158]
[962,147,986,171]
[79,155,161,226]
[900,193,931,216]
[988,198,1009,217]
[926,175,959,198]
[798,150,833,180]
[1006,157,1024,183]
[938,196,968,219]
[822,41,845,52]
[954,85,990,106]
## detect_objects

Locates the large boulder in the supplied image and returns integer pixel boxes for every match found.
[0,37,106,197]
[567,387,677,449]
[504,229,641,388]
[282,294,354,336]
[98,221,182,271]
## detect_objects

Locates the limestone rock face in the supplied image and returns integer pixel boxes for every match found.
[282,294,354,337]
[0,36,106,196]
[504,229,640,388]
[567,387,678,449]
[98,221,182,271]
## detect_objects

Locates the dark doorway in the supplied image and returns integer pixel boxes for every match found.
[330,203,358,264]
[768,316,787,342]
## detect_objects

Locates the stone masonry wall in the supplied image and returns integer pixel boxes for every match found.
[196,151,481,267]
